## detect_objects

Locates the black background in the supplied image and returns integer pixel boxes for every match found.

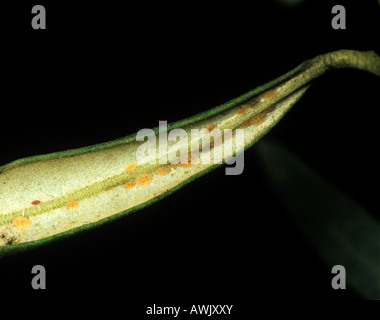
[1,0,380,313]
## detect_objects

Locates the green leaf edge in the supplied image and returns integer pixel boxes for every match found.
[0,62,302,173]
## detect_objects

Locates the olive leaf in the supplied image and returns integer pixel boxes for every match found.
[0,50,379,256]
